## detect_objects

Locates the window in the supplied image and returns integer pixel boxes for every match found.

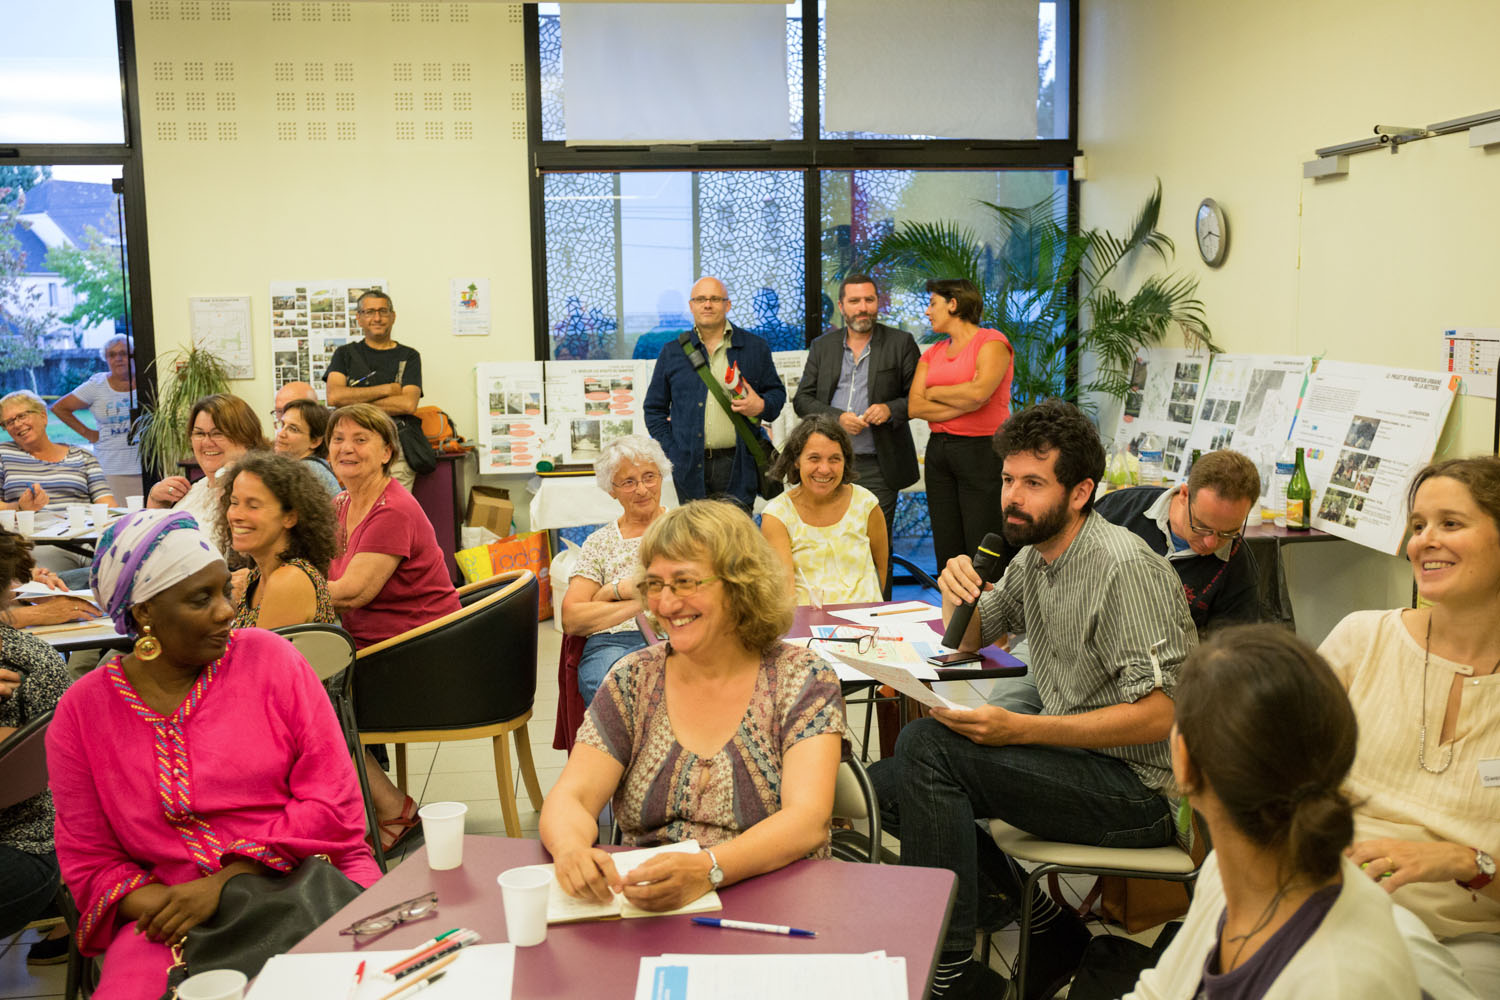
[0,0,127,144]
[529,0,1078,361]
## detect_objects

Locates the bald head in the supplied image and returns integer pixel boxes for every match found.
[274,381,316,419]
[688,276,731,339]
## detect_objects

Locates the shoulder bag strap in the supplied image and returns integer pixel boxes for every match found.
[677,331,769,470]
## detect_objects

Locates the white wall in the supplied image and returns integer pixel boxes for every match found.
[134,1,533,441]
[1078,0,1500,639]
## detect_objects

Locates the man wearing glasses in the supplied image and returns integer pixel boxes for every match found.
[643,276,785,511]
[324,289,422,488]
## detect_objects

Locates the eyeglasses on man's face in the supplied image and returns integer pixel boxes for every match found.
[338,891,438,937]
[1186,490,1243,542]
[358,307,394,318]
[612,472,661,493]
[641,576,720,598]
[688,296,728,306]
[805,625,878,655]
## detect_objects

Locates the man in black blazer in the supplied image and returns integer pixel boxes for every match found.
[792,274,921,535]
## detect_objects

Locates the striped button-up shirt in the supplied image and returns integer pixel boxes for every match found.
[977,511,1196,791]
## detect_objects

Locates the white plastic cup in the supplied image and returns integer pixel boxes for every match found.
[176,969,248,1000]
[15,510,35,535]
[67,505,88,534]
[418,801,468,870]
[126,494,145,511]
[90,502,110,528]
[498,866,553,946]
[0,510,15,532]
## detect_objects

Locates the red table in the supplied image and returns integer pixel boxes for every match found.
[294,837,956,1000]
[790,603,1027,681]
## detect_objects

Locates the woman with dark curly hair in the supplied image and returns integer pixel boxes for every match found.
[217,452,338,630]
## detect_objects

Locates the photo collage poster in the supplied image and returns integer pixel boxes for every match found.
[268,278,387,400]
[1182,354,1314,504]
[476,362,546,473]
[1289,360,1459,553]
[542,360,653,464]
[1112,346,1211,478]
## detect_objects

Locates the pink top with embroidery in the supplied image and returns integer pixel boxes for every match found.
[47,628,380,1000]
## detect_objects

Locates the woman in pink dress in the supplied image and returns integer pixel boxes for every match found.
[47,510,379,1000]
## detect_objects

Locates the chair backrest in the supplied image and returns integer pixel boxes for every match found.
[830,754,883,864]
[457,572,511,607]
[354,569,539,732]
[274,623,358,683]
[0,710,54,810]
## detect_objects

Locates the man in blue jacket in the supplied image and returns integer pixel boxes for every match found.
[643,276,785,511]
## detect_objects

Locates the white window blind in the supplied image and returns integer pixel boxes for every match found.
[825,0,1039,139]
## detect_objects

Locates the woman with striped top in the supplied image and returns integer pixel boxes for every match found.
[0,390,117,512]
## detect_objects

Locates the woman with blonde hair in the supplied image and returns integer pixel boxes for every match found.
[541,500,845,912]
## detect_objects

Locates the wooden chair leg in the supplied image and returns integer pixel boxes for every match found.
[492,733,521,838]
[513,722,545,812]
[395,744,408,794]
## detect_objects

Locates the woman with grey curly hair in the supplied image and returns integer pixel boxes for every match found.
[542,500,845,914]
[560,434,673,706]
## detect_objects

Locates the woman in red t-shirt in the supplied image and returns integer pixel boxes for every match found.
[326,403,461,852]
[908,278,1014,572]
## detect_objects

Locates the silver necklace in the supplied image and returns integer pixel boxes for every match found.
[1419,615,1456,774]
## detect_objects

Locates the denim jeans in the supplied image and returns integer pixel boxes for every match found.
[578,631,649,707]
[871,718,1173,952]
[0,846,59,938]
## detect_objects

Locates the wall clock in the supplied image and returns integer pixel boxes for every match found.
[1195,198,1228,267]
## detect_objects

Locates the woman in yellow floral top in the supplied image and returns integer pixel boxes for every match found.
[541,500,845,913]
[216,453,337,630]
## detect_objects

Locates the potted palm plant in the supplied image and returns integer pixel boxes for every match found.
[861,182,1216,411]
[135,345,233,476]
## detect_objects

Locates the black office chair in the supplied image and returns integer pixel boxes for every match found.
[456,571,514,607]
[353,569,545,838]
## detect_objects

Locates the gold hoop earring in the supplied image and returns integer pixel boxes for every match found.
[134,624,162,661]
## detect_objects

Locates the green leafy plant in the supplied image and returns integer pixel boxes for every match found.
[135,346,232,475]
[861,182,1216,411]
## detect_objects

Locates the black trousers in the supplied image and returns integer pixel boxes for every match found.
[925,431,1008,572]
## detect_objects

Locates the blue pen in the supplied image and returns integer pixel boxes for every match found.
[691,917,816,938]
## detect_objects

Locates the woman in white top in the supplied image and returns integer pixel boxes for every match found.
[761,414,887,605]
[145,393,269,550]
[50,334,141,499]
[1319,456,1500,997]
[1126,625,1421,1000]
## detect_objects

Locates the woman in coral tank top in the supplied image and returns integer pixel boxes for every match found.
[907,278,1014,571]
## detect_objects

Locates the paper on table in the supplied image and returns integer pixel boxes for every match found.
[250,944,515,999]
[832,651,960,710]
[543,840,722,923]
[636,951,908,1000]
[827,601,940,626]
[12,582,98,602]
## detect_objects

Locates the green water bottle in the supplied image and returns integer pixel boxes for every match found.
[1286,447,1312,531]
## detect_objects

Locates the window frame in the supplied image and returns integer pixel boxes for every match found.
[524,0,1081,361]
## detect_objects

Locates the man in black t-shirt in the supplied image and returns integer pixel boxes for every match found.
[324,289,422,488]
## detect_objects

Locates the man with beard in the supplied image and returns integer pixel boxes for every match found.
[873,400,1196,1000]
[791,274,921,538]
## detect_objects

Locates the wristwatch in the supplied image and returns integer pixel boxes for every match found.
[1459,848,1495,893]
[704,849,724,888]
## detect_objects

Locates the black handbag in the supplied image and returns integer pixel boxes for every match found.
[161,855,363,997]
[677,332,783,500]
[395,414,438,475]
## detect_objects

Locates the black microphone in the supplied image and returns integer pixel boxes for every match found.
[940,533,1007,650]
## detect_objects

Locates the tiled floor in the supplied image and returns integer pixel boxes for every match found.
[1,599,1161,998]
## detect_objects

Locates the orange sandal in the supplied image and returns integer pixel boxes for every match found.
[378,795,421,852]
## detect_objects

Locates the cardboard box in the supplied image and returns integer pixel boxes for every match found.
[465,486,514,536]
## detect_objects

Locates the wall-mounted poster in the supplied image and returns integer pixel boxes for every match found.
[189,296,254,379]
[1111,346,1211,480]
[476,362,546,474]
[1290,360,1459,553]
[268,278,387,399]
[542,360,653,464]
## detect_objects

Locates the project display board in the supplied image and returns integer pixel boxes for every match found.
[768,350,810,449]
[268,278,387,398]
[1183,354,1314,504]
[476,362,546,473]
[1112,347,1211,479]
[1289,360,1459,553]
[542,361,653,465]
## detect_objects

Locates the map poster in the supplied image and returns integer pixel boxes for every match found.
[476,362,546,474]
[188,295,254,379]
[1112,346,1211,480]
[1290,360,1459,553]
[268,278,387,399]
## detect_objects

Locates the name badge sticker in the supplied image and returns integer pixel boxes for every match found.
[1478,759,1500,787]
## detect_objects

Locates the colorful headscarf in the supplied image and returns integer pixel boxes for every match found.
[91,509,224,635]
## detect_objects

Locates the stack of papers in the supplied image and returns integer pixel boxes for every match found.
[538,841,723,923]
[12,581,99,604]
[635,951,907,1000]
[251,944,515,999]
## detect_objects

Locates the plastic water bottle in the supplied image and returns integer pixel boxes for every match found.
[1138,432,1164,486]
[1272,442,1297,527]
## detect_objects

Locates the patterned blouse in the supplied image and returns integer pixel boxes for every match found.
[231,557,337,630]
[577,641,845,856]
[570,519,650,636]
[0,624,72,854]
